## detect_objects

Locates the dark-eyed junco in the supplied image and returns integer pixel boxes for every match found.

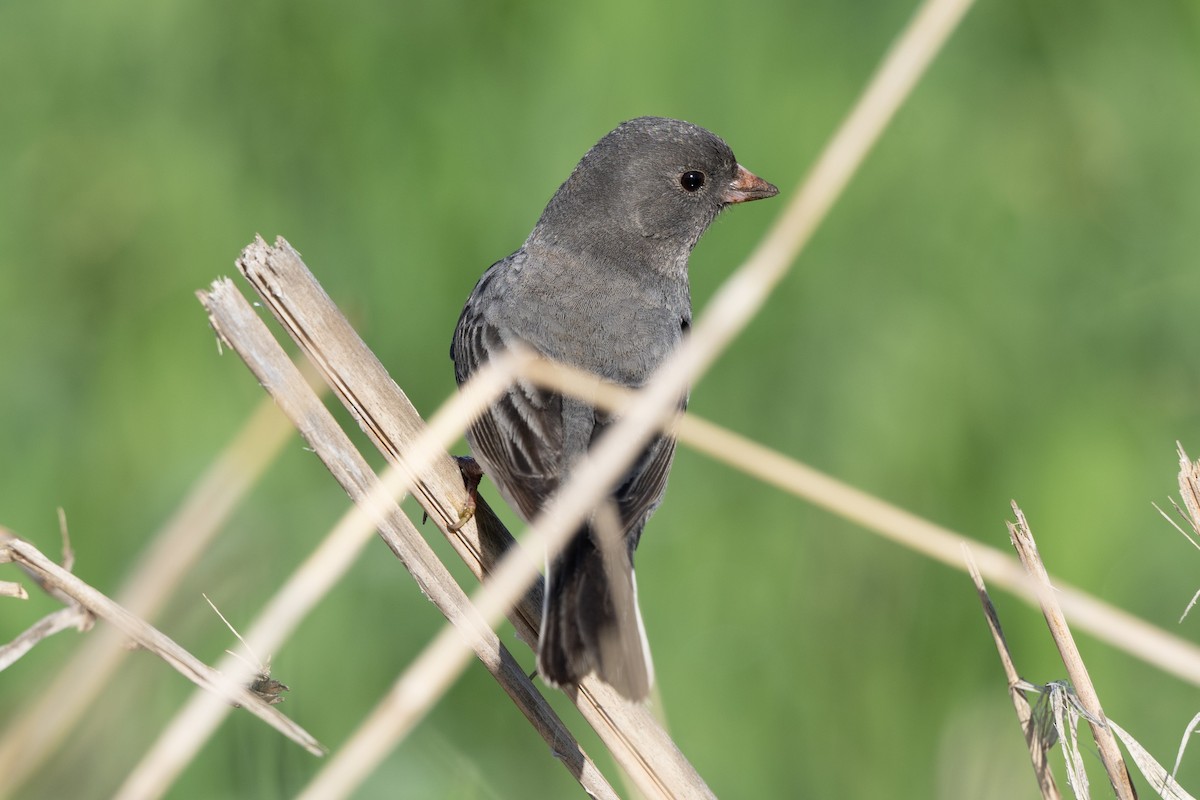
[451,117,777,699]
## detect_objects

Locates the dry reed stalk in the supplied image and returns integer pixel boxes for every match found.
[515,359,1200,689]
[0,394,297,796]
[963,545,1061,799]
[676,412,1200,686]
[1175,444,1200,535]
[0,540,23,584]
[0,532,93,670]
[1008,503,1138,800]
[0,535,322,757]
[0,606,92,669]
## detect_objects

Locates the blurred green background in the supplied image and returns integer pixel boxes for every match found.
[3,0,1200,797]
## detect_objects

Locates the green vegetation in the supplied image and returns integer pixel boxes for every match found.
[2,1,1200,796]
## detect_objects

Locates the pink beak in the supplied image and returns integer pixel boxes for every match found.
[722,164,779,204]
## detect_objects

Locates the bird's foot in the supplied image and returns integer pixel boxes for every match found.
[448,455,484,532]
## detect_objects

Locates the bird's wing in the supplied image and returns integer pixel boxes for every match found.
[451,255,681,536]
[590,408,678,552]
[452,266,565,521]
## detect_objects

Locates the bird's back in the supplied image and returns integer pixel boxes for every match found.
[451,244,685,530]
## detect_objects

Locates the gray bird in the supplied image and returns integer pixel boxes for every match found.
[451,116,777,699]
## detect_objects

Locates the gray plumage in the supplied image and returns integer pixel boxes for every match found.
[451,116,777,699]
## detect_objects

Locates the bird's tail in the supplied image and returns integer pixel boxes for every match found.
[536,512,654,700]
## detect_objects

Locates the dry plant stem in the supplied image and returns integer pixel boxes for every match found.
[0,536,322,757]
[1175,444,1200,535]
[0,580,26,599]
[0,606,92,671]
[0,395,297,796]
[133,280,621,800]
[672,413,1200,687]
[1009,504,1138,800]
[963,545,1061,800]
[0,526,93,670]
[56,508,74,572]
[239,237,713,799]
[517,370,1200,794]
[300,0,976,795]
[515,360,1200,689]
[236,237,468,535]
[237,237,521,605]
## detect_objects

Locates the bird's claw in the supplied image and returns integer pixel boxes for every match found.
[448,455,484,532]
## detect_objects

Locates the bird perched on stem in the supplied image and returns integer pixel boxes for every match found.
[451,116,777,699]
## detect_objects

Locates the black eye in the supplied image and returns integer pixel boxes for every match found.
[680,171,705,192]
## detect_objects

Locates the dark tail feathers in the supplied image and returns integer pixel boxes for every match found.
[536,527,653,700]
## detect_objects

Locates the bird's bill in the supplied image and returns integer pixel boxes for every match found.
[723,164,779,204]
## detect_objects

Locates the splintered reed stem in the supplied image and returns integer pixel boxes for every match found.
[1008,503,1138,800]
[963,545,1061,800]
[124,279,624,800]
[235,238,716,799]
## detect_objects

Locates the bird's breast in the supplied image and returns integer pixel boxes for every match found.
[505,275,687,387]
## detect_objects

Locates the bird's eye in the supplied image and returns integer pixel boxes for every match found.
[679,171,706,192]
